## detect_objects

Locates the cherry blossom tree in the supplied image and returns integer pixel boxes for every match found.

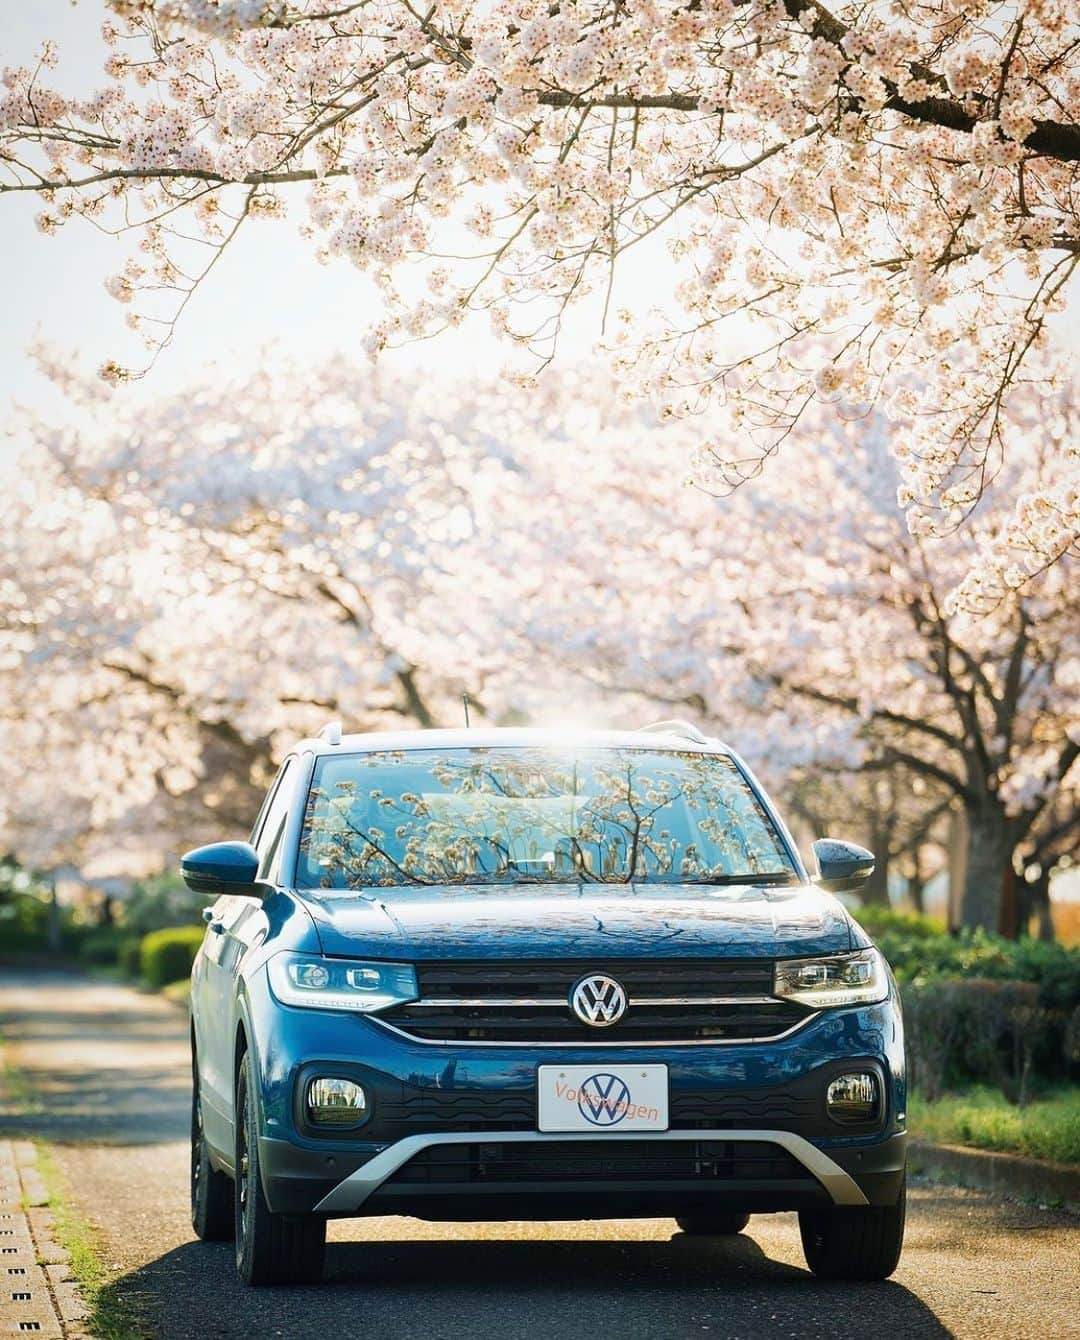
[0,356,641,873]
[2,0,1078,588]
[780,766,953,909]
[531,394,1078,934]
[1014,779,1079,939]
[3,357,1075,932]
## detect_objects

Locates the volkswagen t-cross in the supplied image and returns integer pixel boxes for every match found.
[184,723,906,1285]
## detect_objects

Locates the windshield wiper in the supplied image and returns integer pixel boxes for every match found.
[693,871,799,886]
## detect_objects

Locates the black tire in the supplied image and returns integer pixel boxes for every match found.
[676,1212,750,1236]
[234,1051,326,1286]
[799,1177,906,1280]
[191,1056,234,1241]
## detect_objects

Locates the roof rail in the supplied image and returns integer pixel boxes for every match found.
[638,719,710,745]
[318,720,343,747]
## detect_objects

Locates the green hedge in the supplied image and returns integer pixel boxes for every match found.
[851,906,946,941]
[76,929,126,966]
[139,926,205,988]
[859,922,1080,1011]
[901,977,1065,1103]
[118,936,144,979]
[851,909,1080,1101]
[0,892,54,949]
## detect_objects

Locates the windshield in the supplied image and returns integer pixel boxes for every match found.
[296,747,797,890]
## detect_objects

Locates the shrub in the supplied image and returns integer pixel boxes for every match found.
[76,929,125,966]
[123,872,205,936]
[0,891,54,950]
[902,980,963,1102]
[1065,1004,1080,1071]
[118,936,144,979]
[139,926,205,988]
[875,926,1080,1011]
[902,977,1060,1103]
[851,906,945,941]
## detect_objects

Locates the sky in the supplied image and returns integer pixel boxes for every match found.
[0,1,654,428]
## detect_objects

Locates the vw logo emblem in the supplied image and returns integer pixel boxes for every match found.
[577,1072,632,1126]
[570,973,628,1027]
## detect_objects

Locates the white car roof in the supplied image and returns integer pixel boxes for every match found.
[296,723,732,758]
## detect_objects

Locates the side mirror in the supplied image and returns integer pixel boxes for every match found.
[812,838,875,894]
[181,840,260,896]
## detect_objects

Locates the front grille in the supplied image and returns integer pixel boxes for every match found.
[386,1139,814,1186]
[378,958,811,1044]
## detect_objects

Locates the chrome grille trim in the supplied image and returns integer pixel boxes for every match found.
[384,958,811,1045]
[407,994,780,1009]
[369,1011,819,1048]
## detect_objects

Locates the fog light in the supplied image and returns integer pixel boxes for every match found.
[306,1077,368,1127]
[826,1072,879,1123]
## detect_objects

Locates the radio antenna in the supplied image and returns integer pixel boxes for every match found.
[462,693,471,728]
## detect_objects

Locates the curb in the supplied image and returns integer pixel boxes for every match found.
[909,1138,1080,1214]
[0,1138,87,1338]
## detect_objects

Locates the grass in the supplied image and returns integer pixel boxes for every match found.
[910,1085,1080,1165]
[34,1143,148,1340]
[1,1029,144,1339]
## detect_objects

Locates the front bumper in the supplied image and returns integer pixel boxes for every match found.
[248,974,906,1220]
[258,1127,907,1218]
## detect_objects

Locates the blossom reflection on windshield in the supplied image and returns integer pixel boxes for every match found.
[297,748,796,891]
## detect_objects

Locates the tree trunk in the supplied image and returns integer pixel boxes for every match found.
[947,810,968,933]
[997,863,1020,940]
[960,803,1014,932]
[908,872,926,914]
[861,845,891,906]
[1031,871,1056,943]
[46,878,62,952]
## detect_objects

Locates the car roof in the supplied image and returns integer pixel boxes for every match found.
[295,724,732,758]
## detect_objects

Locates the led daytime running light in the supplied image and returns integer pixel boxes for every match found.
[772,948,888,1008]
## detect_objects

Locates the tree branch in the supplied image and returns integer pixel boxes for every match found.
[1009,739,1080,842]
[775,677,969,755]
[768,0,1080,161]
[864,749,975,803]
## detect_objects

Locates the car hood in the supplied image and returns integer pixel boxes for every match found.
[299,882,854,961]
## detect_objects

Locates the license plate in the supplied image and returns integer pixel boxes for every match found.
[537,1064,669,1133]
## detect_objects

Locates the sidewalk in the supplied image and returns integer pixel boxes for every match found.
[0,1139,86,1340]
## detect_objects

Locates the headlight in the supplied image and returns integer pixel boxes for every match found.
[773,948,888,1008]
[268,953,418,1013]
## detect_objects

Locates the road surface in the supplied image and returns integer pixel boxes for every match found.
[1,968,1077,1340]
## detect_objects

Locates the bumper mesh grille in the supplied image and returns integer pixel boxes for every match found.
[386,1139,814,1185]
[372,1086,824,1141]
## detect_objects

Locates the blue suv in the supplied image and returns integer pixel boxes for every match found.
[184,723,906,1286]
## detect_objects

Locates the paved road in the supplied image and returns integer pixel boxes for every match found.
[1,969,1077,1340]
